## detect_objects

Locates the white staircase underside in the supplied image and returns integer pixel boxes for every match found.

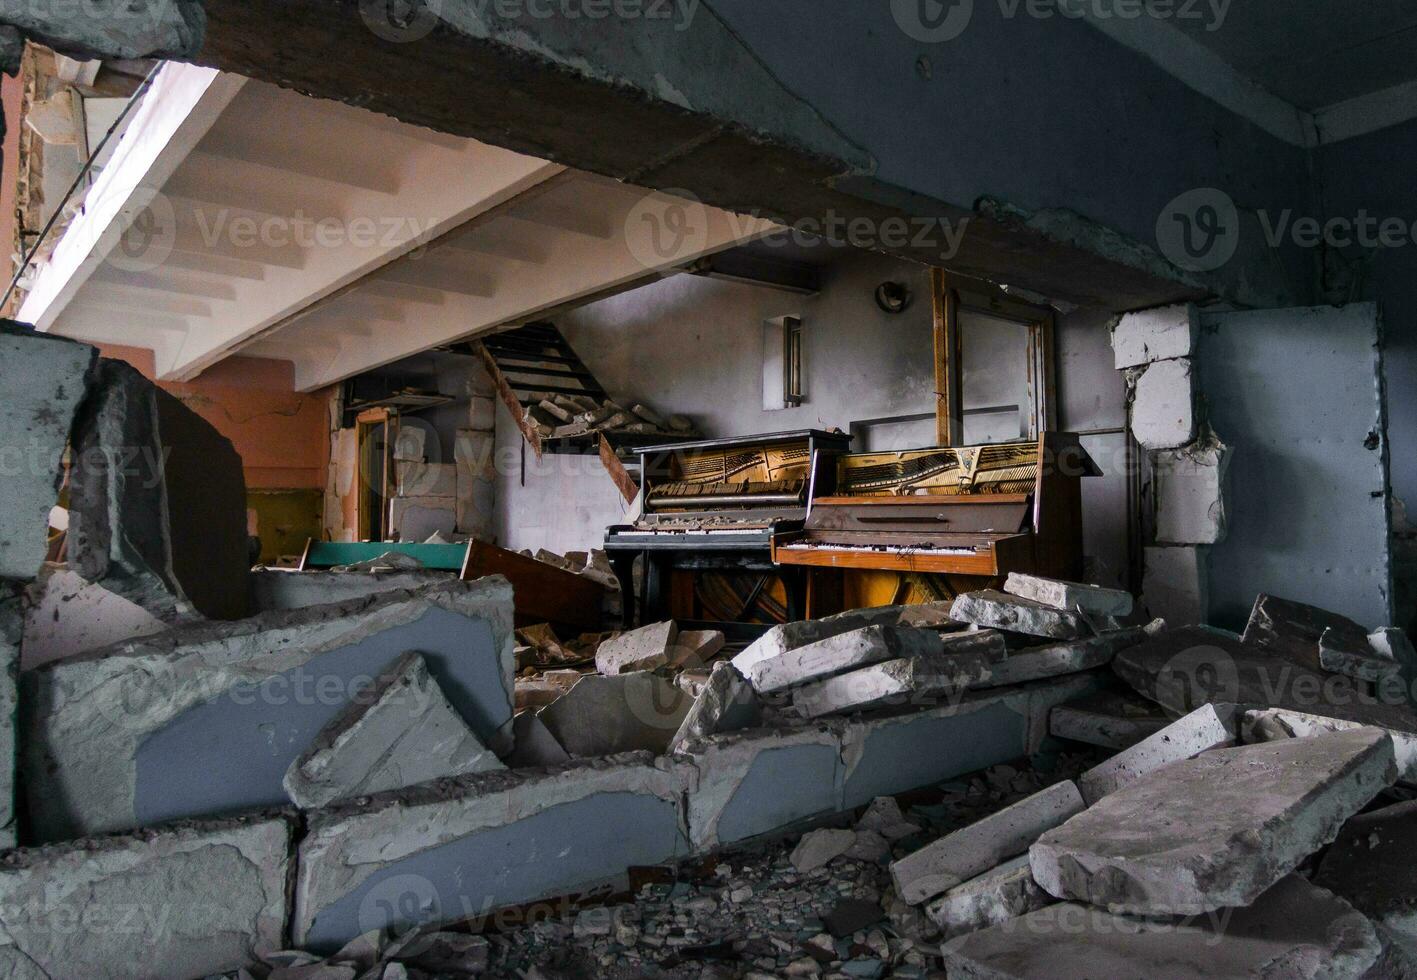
[20,62,778,391]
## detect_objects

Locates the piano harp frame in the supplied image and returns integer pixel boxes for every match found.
[771,432,1097,613]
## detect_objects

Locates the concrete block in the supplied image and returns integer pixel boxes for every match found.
[1130,357,1196,450]
[892,781,1084,906]
[1315,799,1417,952]
[791,633,1007,719]
[1320,627,1406,686]
[397,461,456,497]
[675,629,725,664]
[595,620,677,675]
[294,754,689,952]
[925,855,1052,940]
[21,564,166,670]
[1031,727,1397,915]
[506,710,571,769]
[0,812,292,978]
[1153,438,1232,545]
[284,652,505,808]
[942,875,1379,980]
[393,425,426,462]
[249,568,453,613]
[1113,625,1417,733]
[0,322,97,582]
[752,625,988,695]
[1142,545,1207,625]
[1243,593,1395,683]
[790,828,856,872]
[537,672,691,758]
[679,725,845,850]
[841,676,1100,811]
[1077,703,1236,804]
[1048,689,1170,750]
[70,359,249,621]
[388,495,456,543]
[23,579,516,842]
[1112,304,1198,370]
[950,591,1088,640]
[973,627,1149,690]
[1003,573,1133,618]
[1241,707,1417,785]
[669,661,762,752]
[731,603,955,677]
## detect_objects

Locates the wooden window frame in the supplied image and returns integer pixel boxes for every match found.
[931,268,1057,447]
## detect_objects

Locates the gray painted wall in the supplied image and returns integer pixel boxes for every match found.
[493,250,1131,588]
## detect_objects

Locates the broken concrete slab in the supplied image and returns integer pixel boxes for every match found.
[1003,573,1134,618]
[1113,625,1417,732]
[730,603,956,678]
[950,591,1089,640]
[0,325,96,582]
[841,675,1103,810]
[1077,703,1236,804]
[1315,799,1417,953]
[973,627,1150,690]
[891,781,1085,906]
[790,828,856,873]
[753,625,999,695]
[1142,545,1208,626]
[537,671,691,758]
[1319,626,1406,687]
[679,724,845,851]
[284,652,505,809]
[1112,304,1199,370]
[855,796,921,842]
[1031,727,1397,915]
[925,855,1052,940]
[69,358,249,621]
[1129,357,1196,450]
[249,566,453,611]
[1048,688,1170,750]
[506,710,572,769]
[0,811,292,979]
[1242,593,1373,674]
[1153,437,1232,546]
[791,633,1007,719]
[595,620,678,675]
[669,661,762,752]
[294,754,689,952]
[1241,706,1417,785]
[941,875,1379,980]
[23,579,516,841]
[0,586,19,850]
[21,564,166,670]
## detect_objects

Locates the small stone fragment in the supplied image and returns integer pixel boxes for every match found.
[790,828,857,873]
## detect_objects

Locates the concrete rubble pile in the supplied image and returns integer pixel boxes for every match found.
[881,588,1417,979]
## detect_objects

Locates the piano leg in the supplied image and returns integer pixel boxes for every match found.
[644,554,672,625]
[782,567,808,623]
[609,552,638,631]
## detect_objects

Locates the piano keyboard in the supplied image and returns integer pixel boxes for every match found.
[779,542,984,557]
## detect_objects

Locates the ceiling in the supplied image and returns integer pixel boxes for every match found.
[20,64,778,391]
[1169,0,1417,111]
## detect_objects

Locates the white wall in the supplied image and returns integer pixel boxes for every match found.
[492,249,1131,589]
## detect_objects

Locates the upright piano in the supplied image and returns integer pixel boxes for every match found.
[771,433,1100,614]
[604,429,852,629]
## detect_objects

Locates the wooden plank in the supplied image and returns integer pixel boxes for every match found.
[931,268,963,447]
[473,340,543,459]
[600,432,639,504]
[461,540,604,632]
